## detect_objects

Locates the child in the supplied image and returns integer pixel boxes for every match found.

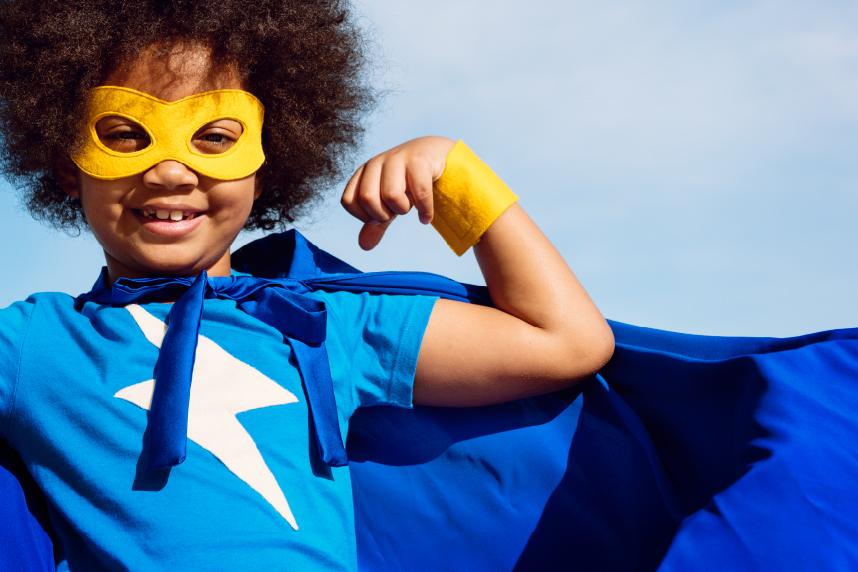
[0,1,613,569]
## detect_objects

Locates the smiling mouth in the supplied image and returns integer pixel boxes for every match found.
[136,208,200,222]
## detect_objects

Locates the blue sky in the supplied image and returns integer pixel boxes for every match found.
[2,0,857,336]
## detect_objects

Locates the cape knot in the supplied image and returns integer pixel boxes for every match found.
[78,266,346,472]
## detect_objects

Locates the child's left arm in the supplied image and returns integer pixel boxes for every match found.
[341,136,615,407]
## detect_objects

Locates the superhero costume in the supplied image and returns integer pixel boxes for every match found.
[3,229,856,570]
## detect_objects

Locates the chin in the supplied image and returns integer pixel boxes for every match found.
[116,247,224,279]
[145,260,206,277]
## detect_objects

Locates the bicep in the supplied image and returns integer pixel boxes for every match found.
[413,298,609,407]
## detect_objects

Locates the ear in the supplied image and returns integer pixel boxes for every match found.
[54,155,81,198]
[253,173,263,200]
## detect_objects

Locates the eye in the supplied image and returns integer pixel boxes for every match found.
[95,116,151,152]
[192,119,243,154]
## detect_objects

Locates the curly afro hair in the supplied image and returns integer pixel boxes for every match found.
[0,0,375,231]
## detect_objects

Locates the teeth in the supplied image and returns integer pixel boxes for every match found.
[140,208,196,221]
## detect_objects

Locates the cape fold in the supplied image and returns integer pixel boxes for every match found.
[2,229,856,571]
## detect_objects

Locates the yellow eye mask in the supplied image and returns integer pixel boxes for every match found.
[70,86,265,180]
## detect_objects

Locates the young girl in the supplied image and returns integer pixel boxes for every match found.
[0,1,613,569]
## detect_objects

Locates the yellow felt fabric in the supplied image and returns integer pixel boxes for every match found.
[431,140,519,256]
[71,86,265,181]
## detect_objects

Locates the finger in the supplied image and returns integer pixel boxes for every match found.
[379,157,412,215]
[406,158,435,224]
[357,158,396,223]
[341,162,365,205]
[358,217,395,250]
[341,163,373,223]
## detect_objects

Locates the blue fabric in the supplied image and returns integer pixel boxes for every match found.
[2,229,857,570]
[346,326,858,571]
[78,268,349,471]
[243,231,858,570]
[0,445,55,571]
[0,299,53,571]
[0,269,435,570]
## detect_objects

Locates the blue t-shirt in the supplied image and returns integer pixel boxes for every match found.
[0,284,436,570]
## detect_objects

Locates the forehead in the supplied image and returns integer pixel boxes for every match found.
[103,41,245,102]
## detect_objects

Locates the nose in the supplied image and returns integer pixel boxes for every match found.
[142,160,199,192]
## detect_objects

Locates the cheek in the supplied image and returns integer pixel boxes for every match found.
[234,193,257,226]
[210,178,258,221]
[77,178,138,240]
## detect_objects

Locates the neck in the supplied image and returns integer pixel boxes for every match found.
[104,250,232,285]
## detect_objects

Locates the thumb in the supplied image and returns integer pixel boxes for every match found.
[358,217,395,250]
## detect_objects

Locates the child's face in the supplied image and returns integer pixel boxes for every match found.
[64,41,261,280]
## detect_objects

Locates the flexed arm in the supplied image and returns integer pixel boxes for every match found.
[341,136,614,406]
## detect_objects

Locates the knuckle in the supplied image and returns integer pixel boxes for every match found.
[361,199,391,221]
[380,187,407,209]
[386,200,410,216]
[379,181,402,198]
[412,185,434,200]
[357,187,377,206]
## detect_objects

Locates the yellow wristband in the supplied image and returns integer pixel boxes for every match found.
[431,140,519,256]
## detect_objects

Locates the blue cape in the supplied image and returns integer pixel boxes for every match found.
[3,230,857,570]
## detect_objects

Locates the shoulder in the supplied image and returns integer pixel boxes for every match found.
[0,299,36,355]
[0,292,67,325]
[312,288,438,381]
[1,291,78,321]
[2,291,77,309]
[0,294,75,409]
[306,289,437,411]
[0,291,87,345]
[312,288,438,336]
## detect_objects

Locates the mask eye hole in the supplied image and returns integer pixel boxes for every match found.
[192,119,243,155]
[95,116,152,152]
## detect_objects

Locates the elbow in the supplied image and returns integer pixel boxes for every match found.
[592,323,615,373]
[551,321,615,384]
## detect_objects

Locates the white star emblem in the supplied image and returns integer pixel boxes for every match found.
[116,304,301,530]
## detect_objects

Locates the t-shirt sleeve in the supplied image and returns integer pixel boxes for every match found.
[0,300,35,435]
[319,290,437,413]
